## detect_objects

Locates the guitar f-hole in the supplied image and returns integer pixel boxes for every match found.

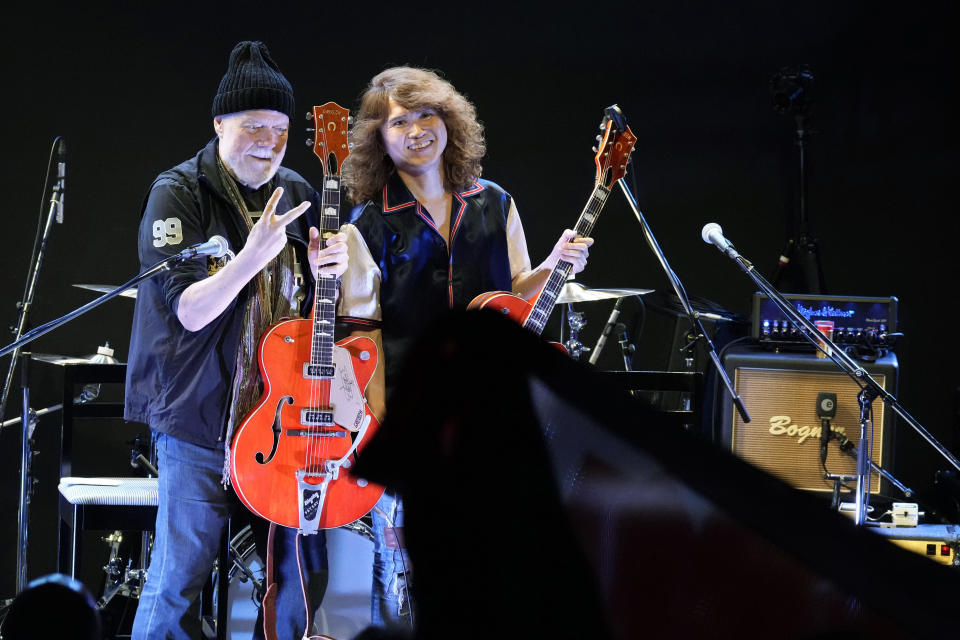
[255,395,293,464]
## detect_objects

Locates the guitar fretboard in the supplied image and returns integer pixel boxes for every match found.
[523,183,611,335]
[311,176,341,368]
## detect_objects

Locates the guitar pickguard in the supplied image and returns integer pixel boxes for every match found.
[331,345,367,431]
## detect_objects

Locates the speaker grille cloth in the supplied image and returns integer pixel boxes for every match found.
[731,368,886,493]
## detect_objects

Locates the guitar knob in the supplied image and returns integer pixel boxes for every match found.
[356,478,368,488]
[359,350,370,361]
[305,139,314,147]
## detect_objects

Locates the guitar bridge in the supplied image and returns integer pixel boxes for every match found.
[284,428,345,437]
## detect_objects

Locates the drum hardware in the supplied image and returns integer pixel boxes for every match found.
[94,436,156,621]
[96,530,147,609]
[556,281,652,362]
[563,305,589,360]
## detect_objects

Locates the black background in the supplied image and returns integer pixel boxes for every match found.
[1,1,956,598]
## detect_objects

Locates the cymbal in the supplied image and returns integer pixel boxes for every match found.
[31,344,122,366]
[556,282,653,304]
[30,353,101,365]
[73,284,137,299]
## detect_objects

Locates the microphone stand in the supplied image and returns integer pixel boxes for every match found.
[616,181,751,425]
[0,138,66,424]
[0,249,203,597]
[715,246,960,525]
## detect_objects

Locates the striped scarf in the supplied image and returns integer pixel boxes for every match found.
[216,156,299,485]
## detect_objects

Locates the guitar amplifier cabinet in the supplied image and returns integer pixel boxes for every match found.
[719,345,898,494]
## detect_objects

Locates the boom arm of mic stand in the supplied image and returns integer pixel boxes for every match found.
[1,253,185,359]
[724,251,960,512]
[616,179,751,424]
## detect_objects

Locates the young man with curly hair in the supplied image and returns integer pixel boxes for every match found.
[337,66,594,630]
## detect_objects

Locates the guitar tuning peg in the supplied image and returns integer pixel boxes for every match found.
[591,146,598,153]
[595,135,602,142]
[305,112,314,121]
[305,139,314,147]
[347,116,354,125]
[306,127,315,133]
[348,142,355,149]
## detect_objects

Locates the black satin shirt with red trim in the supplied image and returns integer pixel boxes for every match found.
[342,173,521,390]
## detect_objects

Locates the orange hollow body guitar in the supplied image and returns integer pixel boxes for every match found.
[469,105,637,336]
[231,102,384,533]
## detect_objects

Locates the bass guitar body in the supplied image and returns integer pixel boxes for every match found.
[230,318,384,531]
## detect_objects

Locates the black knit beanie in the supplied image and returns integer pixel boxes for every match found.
[212,41,295,120]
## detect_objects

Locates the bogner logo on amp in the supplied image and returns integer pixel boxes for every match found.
[766,415,848,445]
[729,367,888,494]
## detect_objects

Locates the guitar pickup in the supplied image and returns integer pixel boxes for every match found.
[303,363,335,379]
[300,409,334,426]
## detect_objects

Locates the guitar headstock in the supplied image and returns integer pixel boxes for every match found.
[309,102,351,177]
[594,104,637,187]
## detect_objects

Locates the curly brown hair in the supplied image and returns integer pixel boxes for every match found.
[342,66,486,204]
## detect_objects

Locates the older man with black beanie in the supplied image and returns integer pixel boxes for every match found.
[125,40,347,639]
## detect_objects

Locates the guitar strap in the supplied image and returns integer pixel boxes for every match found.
[262,522,279,640]
[261,523,317,640]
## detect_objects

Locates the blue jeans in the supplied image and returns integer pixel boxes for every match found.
[132,432,327,640]
[370,491,413,629]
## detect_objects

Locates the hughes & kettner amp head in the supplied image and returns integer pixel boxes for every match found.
[752,293,900,358]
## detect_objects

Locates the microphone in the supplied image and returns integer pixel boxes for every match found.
[54,138,66,223]
[816,391,837,464]
[176,235,230,259]
[701,223,739,259]
[588,297,624,365]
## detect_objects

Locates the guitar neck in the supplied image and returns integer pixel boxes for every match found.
[523,182,612,335]
[311,176,341,367]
